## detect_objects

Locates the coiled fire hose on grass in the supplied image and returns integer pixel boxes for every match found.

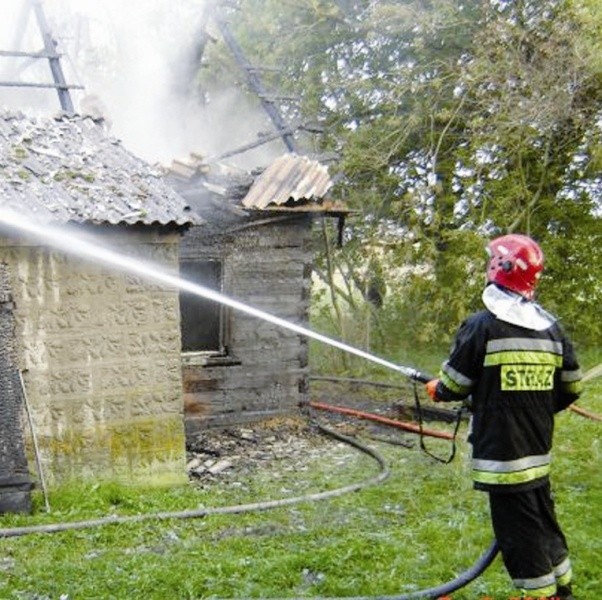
[0,422,499,599]
[0,424,388,538]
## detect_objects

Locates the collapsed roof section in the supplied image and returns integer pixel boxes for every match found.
[164,152,347,234]
[0,110,197,227]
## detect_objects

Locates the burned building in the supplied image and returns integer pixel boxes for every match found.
[167,153,347,433]
[0,107,347,496]
[0,110,196,487]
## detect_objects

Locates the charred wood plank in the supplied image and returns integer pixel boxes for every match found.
[0,81,83,90]
[212,12,297,152]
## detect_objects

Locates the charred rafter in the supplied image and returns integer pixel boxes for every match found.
[196,1,300,156]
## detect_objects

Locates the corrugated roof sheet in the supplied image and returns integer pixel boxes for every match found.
[241,153,334,210]
[0,110,198,226]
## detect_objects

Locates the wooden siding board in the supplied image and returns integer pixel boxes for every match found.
[181,217,313,429]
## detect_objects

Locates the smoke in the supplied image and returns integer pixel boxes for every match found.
[0,0,283,167]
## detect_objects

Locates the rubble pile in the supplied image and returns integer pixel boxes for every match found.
[185,417,356,483]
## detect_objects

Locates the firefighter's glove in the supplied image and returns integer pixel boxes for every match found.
[425,379,440,402]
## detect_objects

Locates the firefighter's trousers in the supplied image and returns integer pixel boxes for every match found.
[488,482,572,597]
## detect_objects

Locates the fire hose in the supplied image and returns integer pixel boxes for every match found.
[0,420,499,598]
[308,372,466,464]
[290,538,499,600]
[568,363,602,421]
[309,401,454,440]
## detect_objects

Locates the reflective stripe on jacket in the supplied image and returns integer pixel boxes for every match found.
[436,306,582,492]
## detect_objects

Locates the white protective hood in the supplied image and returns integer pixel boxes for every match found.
[482,284,556,331]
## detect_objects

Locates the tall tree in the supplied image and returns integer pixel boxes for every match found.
[197,0,601,347]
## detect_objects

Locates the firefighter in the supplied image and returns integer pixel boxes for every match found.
[426,234,582,600]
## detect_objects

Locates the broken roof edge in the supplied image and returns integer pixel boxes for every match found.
[244,202,350,216]
[241,153,336,210]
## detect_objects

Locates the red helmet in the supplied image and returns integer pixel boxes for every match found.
[486,234,544,300]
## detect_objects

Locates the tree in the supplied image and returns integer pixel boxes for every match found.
[449,0,602,343]
[197,0,601,348]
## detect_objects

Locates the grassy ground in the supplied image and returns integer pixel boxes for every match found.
[0,366,600,599]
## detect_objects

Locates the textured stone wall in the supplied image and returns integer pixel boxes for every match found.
[182,216,313,431]
[0,229,186,485]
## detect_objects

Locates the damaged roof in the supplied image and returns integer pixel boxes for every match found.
[165,152,347,231]
[0,110,197,226]
[241,153,333,209]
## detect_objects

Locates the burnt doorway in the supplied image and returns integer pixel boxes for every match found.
[0,263,33,514]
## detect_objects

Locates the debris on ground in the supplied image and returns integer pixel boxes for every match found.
[184,380,457,484]
[185,408,419,485]
[185,416,346,482]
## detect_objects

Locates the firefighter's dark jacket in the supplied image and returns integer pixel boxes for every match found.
[435,290,582,493]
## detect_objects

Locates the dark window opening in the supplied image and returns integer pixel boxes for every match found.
[179,260,225,353]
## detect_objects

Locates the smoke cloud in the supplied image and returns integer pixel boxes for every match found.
[0,0,283,167]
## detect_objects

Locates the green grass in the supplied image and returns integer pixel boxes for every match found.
[1,369,600,599]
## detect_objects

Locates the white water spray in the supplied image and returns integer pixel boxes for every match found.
[0,209,425,381]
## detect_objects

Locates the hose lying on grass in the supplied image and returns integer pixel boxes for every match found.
[567,362,602,421]
[0,422,499,599]
[0,424,389,539]
[286,539,499,600]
